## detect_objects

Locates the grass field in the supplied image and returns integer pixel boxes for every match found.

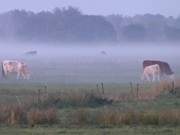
[0,81,179,134]
[0,81,179,124]
[0,43,180,134]
[0,126,180,135]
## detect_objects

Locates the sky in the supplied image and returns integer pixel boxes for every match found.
[0,0,179,17]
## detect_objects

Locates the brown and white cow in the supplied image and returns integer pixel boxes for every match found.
[142,64,161,82]
[143,60,175,81]
[2,60,30,80]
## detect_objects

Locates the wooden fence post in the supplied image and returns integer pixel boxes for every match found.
[96,84,99,91]
[37,89,41,108]
[101,82,104,95]
[130,82,134,99]
[136,83,139,100]
[44,84,49,98]
[96,84,100,96]
[44,85,47,92]
[171,81,175,94]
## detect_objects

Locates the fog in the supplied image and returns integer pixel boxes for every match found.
[0,42,179,84]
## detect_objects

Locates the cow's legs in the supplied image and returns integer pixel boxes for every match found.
[16,72,21,80]
[22,73,27,79]
[145,74,151,82]
[157,73,160,81]
[141,72,149,82]
[152,72,160,82]
[19,71,29,80]
[151,72,155,82]
[3,70,8,79]
[169,74,175,81]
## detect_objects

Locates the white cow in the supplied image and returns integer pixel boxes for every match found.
[141,64,161,82]
[143,60,175,81]
[2,60,30,80]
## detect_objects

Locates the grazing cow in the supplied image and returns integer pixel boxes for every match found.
[25,50,37,56]
[142,64,161,82]
[100,51,107,55]
[2,60,30,80]
[143,60,175,80]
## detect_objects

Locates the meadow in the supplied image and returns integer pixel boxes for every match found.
[0,42,179,134]
[0,126,180,135]
[0,80,179,135]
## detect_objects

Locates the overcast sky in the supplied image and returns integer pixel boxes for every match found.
[0,0,179,17]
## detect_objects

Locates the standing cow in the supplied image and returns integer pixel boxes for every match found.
[142,64,161,82]
[2,60,30,80]
[143,60,175,81]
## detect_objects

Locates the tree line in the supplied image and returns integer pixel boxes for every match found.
[0,7,180,42]
[107,14,180,41]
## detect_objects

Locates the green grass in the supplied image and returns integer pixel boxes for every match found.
[0,126,179,135]
[0,82,180,133]
[0,82,179,111]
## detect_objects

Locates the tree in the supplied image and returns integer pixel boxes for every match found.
[122,24,146,41]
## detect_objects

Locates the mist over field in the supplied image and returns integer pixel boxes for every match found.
[1,2,180,134]
[0,7,179,84]
[0,42,179,84]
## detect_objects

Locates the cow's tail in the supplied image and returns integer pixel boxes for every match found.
[1,62,5,78]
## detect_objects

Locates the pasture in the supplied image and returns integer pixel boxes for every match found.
[0,81,179,135]
[0,126,180,135]
[0,42,180,83]
[0,42,180,134]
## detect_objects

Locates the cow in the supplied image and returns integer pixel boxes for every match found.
[100,51,107,55]
[141,64,161,82]
[25,50,37,56]
[143,60,175,81]
[2,60,30,80]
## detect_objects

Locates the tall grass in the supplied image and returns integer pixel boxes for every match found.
[0,80,179,127]
[0,103,57,126]
[27,108,57,127]
[71,108,180,127]
[36,90,112,108]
